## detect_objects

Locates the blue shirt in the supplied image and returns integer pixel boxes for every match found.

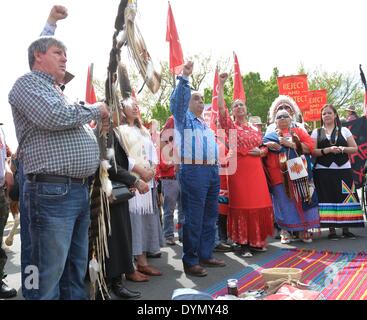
[170,76,218,163]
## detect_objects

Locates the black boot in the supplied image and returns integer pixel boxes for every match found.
[111,277,141,299]
[0,279,17,299]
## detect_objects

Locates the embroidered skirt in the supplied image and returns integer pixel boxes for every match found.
[313,168,365,228]
[271,183,320,231]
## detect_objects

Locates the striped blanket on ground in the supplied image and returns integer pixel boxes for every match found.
[205,249,367,300]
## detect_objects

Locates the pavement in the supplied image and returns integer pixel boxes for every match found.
[2,208,367,301]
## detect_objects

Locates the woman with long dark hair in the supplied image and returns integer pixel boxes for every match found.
[311,104,365,240]
[218,73,274,256]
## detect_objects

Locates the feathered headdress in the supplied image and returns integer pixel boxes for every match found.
[268,95,302,124]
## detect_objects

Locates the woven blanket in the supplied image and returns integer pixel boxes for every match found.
[205,249,367,300]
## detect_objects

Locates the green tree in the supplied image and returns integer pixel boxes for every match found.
[204,67,279,124]
[244,69,279,123]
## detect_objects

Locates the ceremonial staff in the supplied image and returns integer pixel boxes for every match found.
[88,0,161,299]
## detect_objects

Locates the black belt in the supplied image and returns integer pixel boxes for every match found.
[27,174,90,185]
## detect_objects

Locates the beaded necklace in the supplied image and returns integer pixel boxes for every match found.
[323,126,338,146]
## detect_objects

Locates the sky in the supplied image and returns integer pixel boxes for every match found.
[1,0,366,150]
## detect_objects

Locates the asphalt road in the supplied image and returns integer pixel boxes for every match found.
[2,211,367,301]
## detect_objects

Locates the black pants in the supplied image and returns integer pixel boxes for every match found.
[218,214,228,242]
[0,187,9,279]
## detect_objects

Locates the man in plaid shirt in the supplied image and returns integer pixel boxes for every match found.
[8,35,109,300]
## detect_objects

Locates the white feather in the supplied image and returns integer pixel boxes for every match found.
[100,160,113,196]
[100,175,113,197]
[146,60,154,81]
[101,160,111,171]
[106,148,115,160]
[122,97,134,109]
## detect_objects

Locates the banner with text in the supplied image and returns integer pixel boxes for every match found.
[277,74,309,111]
[343,116,367,189]
[303,89,327,122]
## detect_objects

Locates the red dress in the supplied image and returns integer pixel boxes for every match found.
[219,110,274,247]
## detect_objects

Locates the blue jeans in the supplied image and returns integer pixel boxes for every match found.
[17,162,33,299]
[179,165,219,267]
[24,178,91,300]
[162,178,184,240]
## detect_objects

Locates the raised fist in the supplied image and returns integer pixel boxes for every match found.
[48,5,68,25]
[183,61,194,77]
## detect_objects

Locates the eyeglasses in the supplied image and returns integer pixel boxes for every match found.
[276,115,290,120]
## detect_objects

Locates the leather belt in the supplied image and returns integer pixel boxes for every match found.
[160,176,176,180]
[182,158,218,165]
[27,174,89,185]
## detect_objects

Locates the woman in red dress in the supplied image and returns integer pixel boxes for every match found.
[217,73,274,256]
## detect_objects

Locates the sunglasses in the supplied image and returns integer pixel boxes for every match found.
[277,105,291,111]
[276,115,290,120]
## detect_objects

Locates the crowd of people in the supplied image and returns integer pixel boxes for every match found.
[0,5,366,300]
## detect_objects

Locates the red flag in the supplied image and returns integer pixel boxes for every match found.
[86,63,97,104]
[233,52,246,102]
[210,67,219,132]
[166,2,184,75]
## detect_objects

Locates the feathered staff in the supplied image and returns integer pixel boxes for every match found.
[359,65,367,117]
[89,0,131,300]
[89,0,161,300]
[125,0,161,94]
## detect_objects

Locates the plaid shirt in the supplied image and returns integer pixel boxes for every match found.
[9,71,101,178]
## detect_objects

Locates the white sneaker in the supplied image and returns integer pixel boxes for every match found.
[301,231,313,243]
[280,231,291,244]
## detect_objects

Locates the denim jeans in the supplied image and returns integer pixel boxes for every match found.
[17,162,32,299]
[162,178,184,240]
[24,178,91,300]
[179,165,219,267]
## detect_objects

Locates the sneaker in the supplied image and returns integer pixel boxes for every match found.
[342,231,356,239]
[238,245,253,257]
[240,250,253,258]
[0,280,17,299]
[250,246,268,252]
[231,243,242,252]
[300,231,313,243]
[328,233,340,241]
[280,230,291,244]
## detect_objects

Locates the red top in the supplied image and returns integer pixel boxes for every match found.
[158,116,176,178]
[219,109,262,156]
[264,127,315,186]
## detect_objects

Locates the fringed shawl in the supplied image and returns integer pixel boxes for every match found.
[114,124,156,215]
